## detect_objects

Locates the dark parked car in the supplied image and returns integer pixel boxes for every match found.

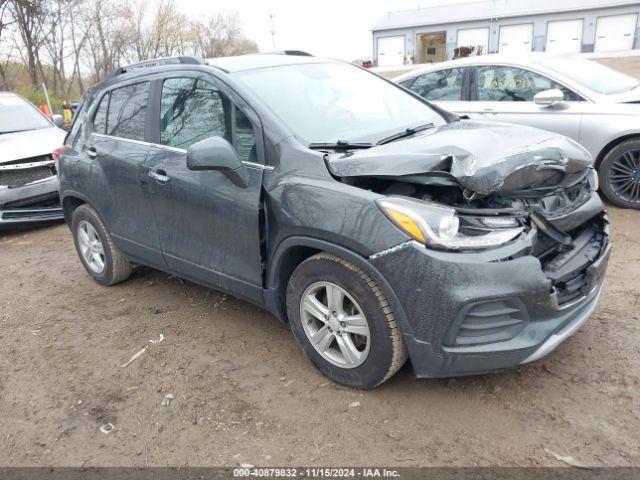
[1,92,66,227]
[58,54,611,388]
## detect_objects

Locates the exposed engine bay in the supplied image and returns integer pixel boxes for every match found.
[326,120,610,307]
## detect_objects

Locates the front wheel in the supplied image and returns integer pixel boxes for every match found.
[286,253,407,389]
[599,139,640,209]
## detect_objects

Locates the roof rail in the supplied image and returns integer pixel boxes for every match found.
[105,56,206,80]
[257,50,313,57]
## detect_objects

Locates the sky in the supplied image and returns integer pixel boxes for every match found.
[179,0,471,61]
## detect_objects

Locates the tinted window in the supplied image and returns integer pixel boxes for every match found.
[476,66,581,102]
[235,107,256,162]
[93,93,109,134]
[106,82,149,140]
[160,78,229,149]
[409,68,464,101]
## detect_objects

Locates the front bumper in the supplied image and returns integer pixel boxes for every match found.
[0,176,63,227]
[370,199,610,378]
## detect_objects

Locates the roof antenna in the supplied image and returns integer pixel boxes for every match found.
[269,13,277,50]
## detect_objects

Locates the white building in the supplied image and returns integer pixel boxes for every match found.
[372,0,640,67]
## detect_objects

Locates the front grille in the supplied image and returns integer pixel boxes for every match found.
[446,298,529,347]
[3,192,60,209]
[1,154,52,166]
[0,166,55,188]
[538,216,608,308]
[1,207,62,221]
[554,272,589,307]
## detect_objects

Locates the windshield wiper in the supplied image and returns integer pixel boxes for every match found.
[308,140,374,151]
[376,123,435,146]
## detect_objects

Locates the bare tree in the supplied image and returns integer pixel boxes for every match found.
[0,0,14,87]
[9,0,54,87]
[80,0,127,82]
[120,0,190,62]
[1,0,258,98]
[191,11,258,58]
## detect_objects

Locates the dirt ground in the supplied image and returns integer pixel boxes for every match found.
[0,204,638,468]
[596,55,640,78]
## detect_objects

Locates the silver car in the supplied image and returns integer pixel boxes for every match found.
[393,54,640,209]
[0,92,66,227]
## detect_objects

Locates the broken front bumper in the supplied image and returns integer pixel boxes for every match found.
[0,174,63,227]
[369,194,610,378]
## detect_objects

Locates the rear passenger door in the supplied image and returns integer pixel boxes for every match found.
[89,80,164,265]
[143,73,266,302]
[403,67,472,113]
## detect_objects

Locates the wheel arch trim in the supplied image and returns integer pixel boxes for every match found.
[61,191,111,232]
[595,132,640,169]
[265,236,416,341]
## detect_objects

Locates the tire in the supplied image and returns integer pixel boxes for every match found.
[286,253,407,389]
[598,139,640,209]
[71,204,132,285]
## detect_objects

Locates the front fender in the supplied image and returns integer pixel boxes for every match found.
[264,235,416,345]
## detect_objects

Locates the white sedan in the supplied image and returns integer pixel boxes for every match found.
[393,54,640,209]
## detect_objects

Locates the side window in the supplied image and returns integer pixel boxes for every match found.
[93,93,109,134]
[409,68,464,101]
[160,78,230,149]
[235,107,256,163]
[106,82,150,140]
[160,77,257,162]
[476,66,581,102]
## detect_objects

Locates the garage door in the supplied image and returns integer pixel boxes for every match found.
[546,19,583,54]
[499,24,533,54]
[457,27,490,53]
[377,36,405,67]
[595,14,638,52]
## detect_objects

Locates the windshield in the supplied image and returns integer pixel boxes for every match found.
[0,95,52,133]
[539,57,640,95]
[234,62,445,144]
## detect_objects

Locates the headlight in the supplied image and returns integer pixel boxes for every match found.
[376,197,524,251]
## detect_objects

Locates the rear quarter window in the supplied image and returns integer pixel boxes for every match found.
[93,93,109,134]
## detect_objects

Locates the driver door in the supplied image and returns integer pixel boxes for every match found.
[143,73,266,302]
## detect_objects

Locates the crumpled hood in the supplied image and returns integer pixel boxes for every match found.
[0,127,66,164]
[327,120,593,195]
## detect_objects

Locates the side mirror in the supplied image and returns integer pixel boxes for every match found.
[186,136,248,188]
[534,89,565,107]
[52,114,65,128]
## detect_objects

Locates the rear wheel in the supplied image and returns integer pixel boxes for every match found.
[599,139,640,209]
[71,204,132,285]
[286,253,407,389]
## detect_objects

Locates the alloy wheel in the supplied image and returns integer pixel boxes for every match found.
[609,149,640,204]
[299,281,371,369]
[77,220,106,274]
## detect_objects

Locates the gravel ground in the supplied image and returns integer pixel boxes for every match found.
[0,204,639,468]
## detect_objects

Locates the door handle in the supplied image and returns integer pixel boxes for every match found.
[87,147,98,158]
[148,169,170,183]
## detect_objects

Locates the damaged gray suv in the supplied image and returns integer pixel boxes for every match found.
[58,54,611,388]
